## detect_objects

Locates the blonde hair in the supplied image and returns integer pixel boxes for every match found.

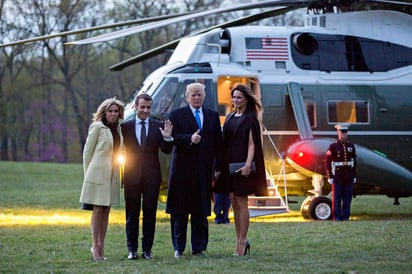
[92,97,125,122]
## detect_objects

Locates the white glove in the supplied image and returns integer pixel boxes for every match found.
[353,178,356,184]
[328,178,333,184]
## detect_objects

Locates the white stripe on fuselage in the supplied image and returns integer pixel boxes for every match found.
[263,131,412,136]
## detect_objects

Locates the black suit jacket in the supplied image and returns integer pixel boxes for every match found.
[166,105,222,216]
[121,117,173,187]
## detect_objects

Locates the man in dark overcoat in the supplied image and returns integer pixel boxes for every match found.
[121,94,173,260]
[166,82,222,257]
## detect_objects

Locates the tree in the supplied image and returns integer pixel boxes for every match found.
[0,0,321,162]
[0,0,34,160]
[3,0,110,162]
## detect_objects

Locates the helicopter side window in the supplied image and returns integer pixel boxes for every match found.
[292,33,412,72]
[151,77,179,119]
[327,100,369,124]
[305,101,316,128]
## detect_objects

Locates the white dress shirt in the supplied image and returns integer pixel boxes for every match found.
[135,117,148,145]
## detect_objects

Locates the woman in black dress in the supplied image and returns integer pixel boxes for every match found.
[214,84,267,256]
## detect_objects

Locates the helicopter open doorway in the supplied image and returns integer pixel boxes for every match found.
[216,75,289,217]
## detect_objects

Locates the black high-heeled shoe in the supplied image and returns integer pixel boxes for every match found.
[243,241,251,256]
[233,241,251,256]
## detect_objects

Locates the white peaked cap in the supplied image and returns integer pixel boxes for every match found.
[335,124,349,132]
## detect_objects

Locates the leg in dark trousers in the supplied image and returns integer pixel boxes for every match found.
[332,183,344,221]
[125,184,142,252]
[214,193,224,224]
[170,214,188,253]
[342,183,353,220]
[141,182,160,252]
[221,194,231,224]
[214,193,231,224]
[190,213,209,253]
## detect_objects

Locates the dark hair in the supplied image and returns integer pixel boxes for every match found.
[230,84,262,113]
[134,93,153,106]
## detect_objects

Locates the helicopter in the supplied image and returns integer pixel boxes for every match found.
[2,0,412,220]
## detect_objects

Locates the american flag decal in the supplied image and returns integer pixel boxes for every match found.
[245,37,289,60]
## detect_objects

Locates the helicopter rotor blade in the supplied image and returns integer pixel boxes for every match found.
[109,6,296,71]
[3,0,408,49]
[362,0,412,5]
[109,0,412,71]
[0,13,192,48]
[67,0,317,46]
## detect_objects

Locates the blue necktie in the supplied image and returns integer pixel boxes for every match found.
[140,120,147,147]
[195,109,202,129]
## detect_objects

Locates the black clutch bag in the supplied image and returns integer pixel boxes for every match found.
[229,161,256,175]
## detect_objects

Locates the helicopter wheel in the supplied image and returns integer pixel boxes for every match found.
[300,197,313,219]
[308,197,332,220]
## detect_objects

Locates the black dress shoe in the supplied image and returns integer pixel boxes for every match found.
[142,251,153,259]
[174,250,183,258]
[192,250,206,256]
[128,251,137,260]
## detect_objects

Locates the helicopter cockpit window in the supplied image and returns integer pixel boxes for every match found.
[151,77,179,118]
[327,100,369,124]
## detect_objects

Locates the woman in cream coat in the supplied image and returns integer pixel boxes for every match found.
[80,97,125,261]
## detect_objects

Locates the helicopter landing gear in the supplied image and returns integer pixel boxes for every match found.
[300,197,312,219]
[300,174,332,220]
[309,196,332,220]
[300,196,332,220]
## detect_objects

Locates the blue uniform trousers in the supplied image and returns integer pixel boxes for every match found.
[214,193,231,224]
[332,182,353,221]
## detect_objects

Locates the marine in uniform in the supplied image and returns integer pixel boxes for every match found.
[325,124,357,221]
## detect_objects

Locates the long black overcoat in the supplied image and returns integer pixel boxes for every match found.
[166,105,222,217]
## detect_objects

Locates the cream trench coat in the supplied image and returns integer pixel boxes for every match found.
[79,121,124,206]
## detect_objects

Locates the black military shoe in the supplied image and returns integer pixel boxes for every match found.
[142,251,153,259]
[174,250,183,258]
[127,251,137,260]
[192,250,206,256]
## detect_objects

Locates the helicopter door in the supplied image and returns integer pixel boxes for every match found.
[216,76,260,126]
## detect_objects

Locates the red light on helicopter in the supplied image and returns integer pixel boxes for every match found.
[286,139,333,177]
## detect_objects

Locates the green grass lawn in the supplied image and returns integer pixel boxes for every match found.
[0,161,411,273]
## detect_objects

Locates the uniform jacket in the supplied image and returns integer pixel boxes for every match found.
[121,117,173,187]
[166,105,223,216]
[325,139,356,184]
[80,121,124,206]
